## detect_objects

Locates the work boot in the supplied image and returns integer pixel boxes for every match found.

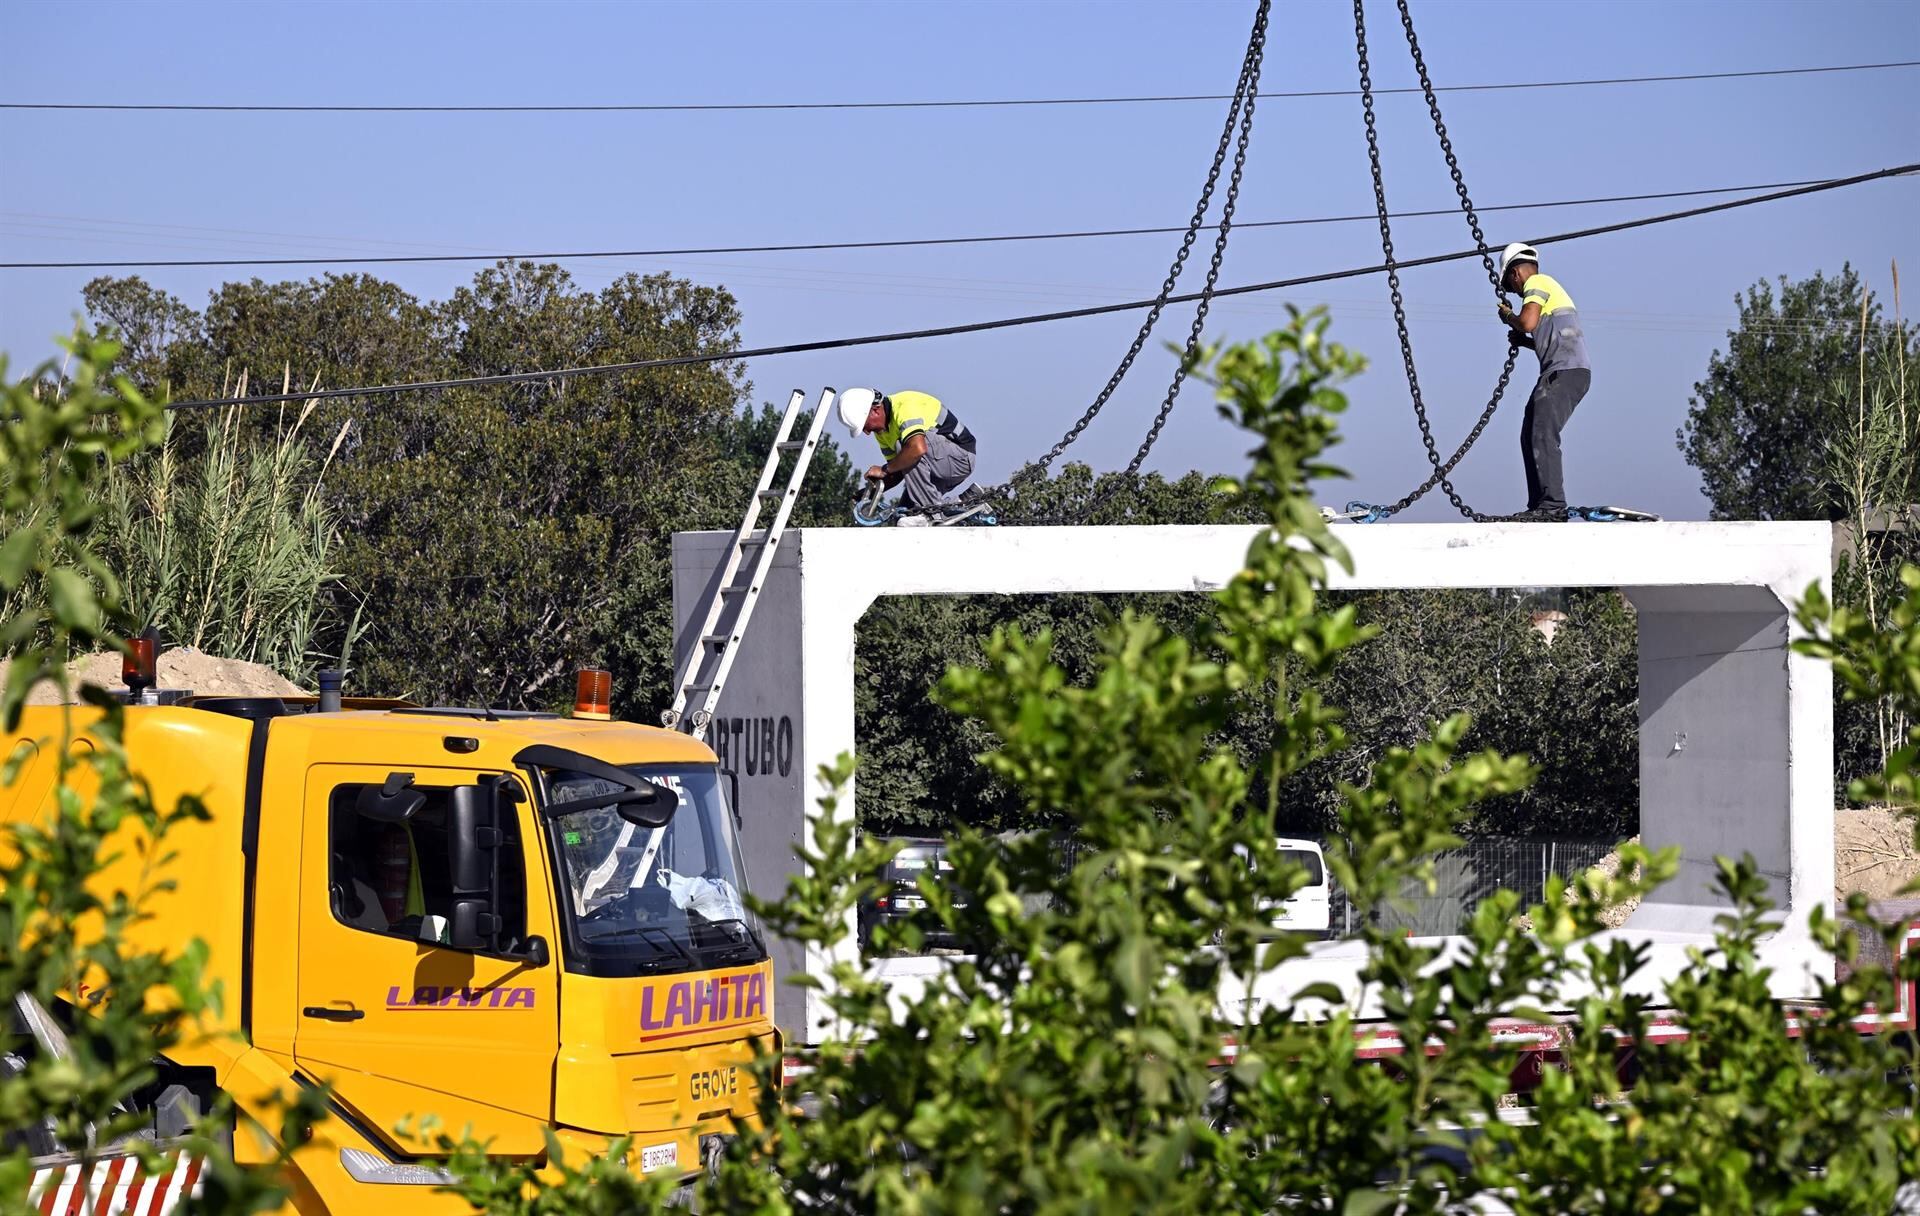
[1514,505,1569,523]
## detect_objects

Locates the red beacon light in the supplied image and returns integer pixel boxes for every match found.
[573,668,613,721]
[123,630,158,698]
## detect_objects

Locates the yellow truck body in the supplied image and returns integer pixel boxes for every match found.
[4,694,774,1210]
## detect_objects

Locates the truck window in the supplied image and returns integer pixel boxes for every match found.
[326,783,527,948]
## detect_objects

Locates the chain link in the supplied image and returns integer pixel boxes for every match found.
[957,0,1269,526]
[1123,6,1264,481]
[1354,0,1522,523]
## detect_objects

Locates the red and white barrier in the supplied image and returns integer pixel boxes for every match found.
[26,1153,202,1216]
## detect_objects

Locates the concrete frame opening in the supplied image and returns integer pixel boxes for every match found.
[673,522,1832,1043]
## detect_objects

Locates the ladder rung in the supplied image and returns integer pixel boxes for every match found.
[680,387,826,738]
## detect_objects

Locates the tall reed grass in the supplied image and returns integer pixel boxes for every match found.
[98,367,360,683]
[1823,263,1915,781]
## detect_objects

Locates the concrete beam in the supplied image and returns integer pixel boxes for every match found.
[672,522,1833,1041]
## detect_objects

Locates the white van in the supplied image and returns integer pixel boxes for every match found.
[1264,838,1332,936]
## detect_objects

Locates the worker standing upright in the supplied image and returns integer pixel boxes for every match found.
[1496,243,1590,520]
[839,388,978,524]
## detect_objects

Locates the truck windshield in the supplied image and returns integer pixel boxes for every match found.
[539,764,765,978]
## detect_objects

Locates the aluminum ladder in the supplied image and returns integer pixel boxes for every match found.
[663,386,835,741]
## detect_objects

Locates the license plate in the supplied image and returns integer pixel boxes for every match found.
[640,1142,678,1172]
[898,896,925,909]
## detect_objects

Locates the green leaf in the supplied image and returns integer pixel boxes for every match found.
[1115,933,1154,1006]
[0,520,40,591]
[1292,982,1348,1005]
[45,567,98,632]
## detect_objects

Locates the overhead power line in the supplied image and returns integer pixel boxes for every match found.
[5,60,1915,113]
[0,177,1854,270]
[159,161,1918,413]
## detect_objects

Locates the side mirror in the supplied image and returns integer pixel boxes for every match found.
[447,781,505,952]
[613,779,677,829]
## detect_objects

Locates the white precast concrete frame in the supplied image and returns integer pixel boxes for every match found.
[671,523,1833,1045]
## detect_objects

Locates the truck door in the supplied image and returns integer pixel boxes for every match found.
[293,764,558,1155]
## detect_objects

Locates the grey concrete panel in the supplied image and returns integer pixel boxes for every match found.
[1632,609,1791,908]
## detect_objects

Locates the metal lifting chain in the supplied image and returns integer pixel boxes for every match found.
[1120,5,1263,481]
[1353,0,1521,523]
[972,0,1269,525]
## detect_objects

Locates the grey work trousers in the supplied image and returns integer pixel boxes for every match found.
[899,430,975,509]
[1520,367,1589,511]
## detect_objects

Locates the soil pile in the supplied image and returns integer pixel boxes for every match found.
[1583,806,1920,928]
[5,650,305,704]
[1835,805,1920,905]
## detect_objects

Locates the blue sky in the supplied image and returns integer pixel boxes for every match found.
[2,0,1916,520]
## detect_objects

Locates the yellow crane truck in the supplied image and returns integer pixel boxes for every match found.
[4,666,774,1211]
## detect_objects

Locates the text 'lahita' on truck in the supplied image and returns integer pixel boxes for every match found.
[4,653,774,1212]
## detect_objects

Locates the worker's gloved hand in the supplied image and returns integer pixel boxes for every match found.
[1496,301,1516,325]
[1507,329,1530,349]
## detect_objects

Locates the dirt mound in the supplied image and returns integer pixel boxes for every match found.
[6,650,305,705]
[1836,805,1920,905]
[1576,807,1920,928]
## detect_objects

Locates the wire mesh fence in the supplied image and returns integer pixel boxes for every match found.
[1328,838,1621,937]
[866,833,1625,954]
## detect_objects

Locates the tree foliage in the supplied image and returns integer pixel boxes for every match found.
[76,265,857,719]
[854,467,1262,834]
[1677,264,1917,521]
[1310,587,1638,840]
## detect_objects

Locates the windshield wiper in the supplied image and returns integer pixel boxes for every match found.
[582,924,701,969]
[688,918,768,964]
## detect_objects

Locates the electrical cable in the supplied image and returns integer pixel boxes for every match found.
[4,60,1914,112]
[0,176,1859,270]
[157,161,1919,413]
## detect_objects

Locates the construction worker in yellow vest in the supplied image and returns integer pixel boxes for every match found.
[1497,242,1591,521]
[838,388,978,521]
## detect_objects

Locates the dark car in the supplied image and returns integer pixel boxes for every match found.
[858,837,966,955]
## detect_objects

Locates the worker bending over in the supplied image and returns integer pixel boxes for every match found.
[839,388,978,518]
[1496,242,1590,520]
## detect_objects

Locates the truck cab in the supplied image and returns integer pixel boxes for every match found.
[4,685,774,1209]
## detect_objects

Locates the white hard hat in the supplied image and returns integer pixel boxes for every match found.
[837,388,879,439]
[1498,242,1539,283]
